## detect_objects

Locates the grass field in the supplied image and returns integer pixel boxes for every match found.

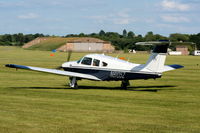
[0,46,200,133]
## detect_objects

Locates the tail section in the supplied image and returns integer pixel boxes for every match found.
[144,44,168,73]
[135,41,184,73]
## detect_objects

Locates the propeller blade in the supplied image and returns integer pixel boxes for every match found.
[55,50,72,69]
[67,50,72,62]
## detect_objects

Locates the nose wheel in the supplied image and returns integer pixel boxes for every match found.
[69,77,78,88]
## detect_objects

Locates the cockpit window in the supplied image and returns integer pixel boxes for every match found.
[93,59,100,66]
[81,57,92,65]
[102,62,108,67]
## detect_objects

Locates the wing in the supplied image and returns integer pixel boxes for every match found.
[5,64,101,81]
[162,64,184,72]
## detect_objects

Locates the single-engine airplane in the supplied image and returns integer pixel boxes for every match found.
[5,42,184,89]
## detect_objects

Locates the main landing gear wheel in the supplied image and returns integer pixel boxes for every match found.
[121,80,130,89]
[69,77,78,88]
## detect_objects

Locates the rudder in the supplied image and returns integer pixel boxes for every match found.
[144,44,169,73]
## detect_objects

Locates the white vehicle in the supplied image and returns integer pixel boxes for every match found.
[5,42,184,89]
[168,51,182,55]
[193,50,200,56]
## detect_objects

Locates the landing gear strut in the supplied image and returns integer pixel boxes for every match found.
[121,80,130,89]
[69,77,78,88]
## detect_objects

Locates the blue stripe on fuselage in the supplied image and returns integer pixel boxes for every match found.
[63,67,161,81]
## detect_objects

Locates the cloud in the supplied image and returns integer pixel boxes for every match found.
[113,9,136,24]
[88,15,108,23]
[113,18,132,25]
[156,23,174,28]
[18,13,39,19]
[160,0,190,11]
[89,9,135,25]
[117,9,131,18]
[156,23,200,34]
[161,14,190,23]
[145,18,156,23]
[0,1,28,7]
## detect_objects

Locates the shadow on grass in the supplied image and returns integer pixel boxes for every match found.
[11,85,177,92]
[78,85,177,92]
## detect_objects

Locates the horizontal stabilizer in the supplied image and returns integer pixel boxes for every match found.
[162,64,184,72]
[5,64,100,81]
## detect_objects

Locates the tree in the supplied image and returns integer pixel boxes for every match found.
[79,33,85,37]
[127,31,135,38]
[145,31,156,41]
[169,33,189,42]
[154,34,168,41]
[34,33,45,38]
[189,33,200,49]
[123,29,127,37]
[99,30,106,36]
[17,33,24,46]
[0,33,47,46]
[24,34,35,43]
[105,32,120,38]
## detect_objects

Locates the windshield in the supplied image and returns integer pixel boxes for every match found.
[81,57,92,65]
[77,58,82,64]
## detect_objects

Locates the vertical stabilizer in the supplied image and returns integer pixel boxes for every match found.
[144,44,169,73]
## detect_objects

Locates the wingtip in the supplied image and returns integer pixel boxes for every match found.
[5,64,17,68]
[5,64,11,67]
[169,64,184,69]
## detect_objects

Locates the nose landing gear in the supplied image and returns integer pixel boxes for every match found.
[69,77,78,88]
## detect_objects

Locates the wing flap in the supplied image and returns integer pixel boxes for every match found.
[5,64,100,81]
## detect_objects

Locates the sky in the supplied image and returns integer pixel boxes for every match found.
[0,0,200,36]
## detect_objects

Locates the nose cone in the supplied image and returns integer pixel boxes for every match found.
[62,62,70,68]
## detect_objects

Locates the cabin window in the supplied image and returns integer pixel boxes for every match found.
[93,59,100,66]
[102,62,108,67]
[81,57,92,65]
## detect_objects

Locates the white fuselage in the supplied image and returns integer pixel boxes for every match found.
[62,54,139,71]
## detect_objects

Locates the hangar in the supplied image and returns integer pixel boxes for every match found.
[23,37,115,52]
[57,37,114,52]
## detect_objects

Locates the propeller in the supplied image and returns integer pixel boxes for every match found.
[55,50,72,70]
[67,50,72,62]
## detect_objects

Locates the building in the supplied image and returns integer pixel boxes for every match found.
[176,45,189,55]
[23,37,115,52]
[57,37,114,52]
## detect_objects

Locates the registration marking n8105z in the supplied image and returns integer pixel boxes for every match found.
[110,71,125,79]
